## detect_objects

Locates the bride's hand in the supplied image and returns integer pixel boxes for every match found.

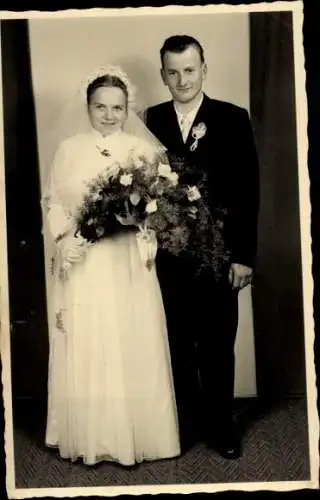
[115,201,138,226]
[58,233,87,264]
[115,212,137,226]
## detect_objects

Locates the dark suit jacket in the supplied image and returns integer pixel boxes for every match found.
[146,93,260,269]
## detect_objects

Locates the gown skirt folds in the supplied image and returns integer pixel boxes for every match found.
[44,131,180,465]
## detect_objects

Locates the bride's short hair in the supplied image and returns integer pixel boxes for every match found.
[86,75,128,105]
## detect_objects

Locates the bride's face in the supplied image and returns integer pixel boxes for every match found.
[87,86,128,136]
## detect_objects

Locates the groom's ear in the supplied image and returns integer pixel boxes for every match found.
[202,62,208,80]
[160,67,167,86]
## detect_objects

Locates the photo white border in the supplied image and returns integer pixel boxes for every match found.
[0,1,318,498]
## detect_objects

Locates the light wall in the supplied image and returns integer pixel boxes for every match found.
[29,11,256,397]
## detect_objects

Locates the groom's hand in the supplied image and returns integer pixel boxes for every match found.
[228,263,253,290]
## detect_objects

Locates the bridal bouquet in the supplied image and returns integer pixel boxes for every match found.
[74,149,230,278]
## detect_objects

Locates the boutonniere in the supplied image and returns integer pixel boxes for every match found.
[190,122,207,152]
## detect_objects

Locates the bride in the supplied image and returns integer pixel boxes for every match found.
[41,65,180,466]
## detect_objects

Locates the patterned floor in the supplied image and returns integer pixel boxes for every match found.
[12,398,310,489]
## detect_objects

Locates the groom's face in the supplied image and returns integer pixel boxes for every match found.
[161,45,207,104]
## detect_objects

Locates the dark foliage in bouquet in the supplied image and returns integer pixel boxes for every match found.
[157,152,231,278]
[74,149,230,279]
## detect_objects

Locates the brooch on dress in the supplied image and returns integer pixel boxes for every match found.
[190,122,207,152]
[96,145,111,157]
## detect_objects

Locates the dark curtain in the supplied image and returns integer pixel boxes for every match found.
[250,12,306,400]
[1,20,49,408]
[303,2,320,415]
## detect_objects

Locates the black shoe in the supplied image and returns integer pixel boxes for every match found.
[206,421,242,459]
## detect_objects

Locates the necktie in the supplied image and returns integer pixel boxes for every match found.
[179,114,190,143]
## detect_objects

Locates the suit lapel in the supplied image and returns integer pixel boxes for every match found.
[161,94,217,157]
[166,102,185,150]
[167,97,209,151]
[184,94,211,152]
[184,97,203,148]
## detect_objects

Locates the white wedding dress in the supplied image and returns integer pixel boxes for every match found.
[42,129,180,466]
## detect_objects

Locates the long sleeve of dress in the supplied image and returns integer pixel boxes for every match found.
[41,140,73,242]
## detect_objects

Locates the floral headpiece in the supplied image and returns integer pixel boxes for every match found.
[82,64,137,109]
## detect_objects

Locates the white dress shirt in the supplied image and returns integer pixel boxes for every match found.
[174,93,204,143]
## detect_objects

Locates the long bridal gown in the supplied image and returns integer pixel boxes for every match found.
[42,129,180,466]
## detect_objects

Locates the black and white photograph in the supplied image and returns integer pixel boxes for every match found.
[0,2,318,497]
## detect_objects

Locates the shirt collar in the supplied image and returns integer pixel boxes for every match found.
[174,92,204,120]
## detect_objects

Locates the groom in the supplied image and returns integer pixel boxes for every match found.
[145,35,260,459]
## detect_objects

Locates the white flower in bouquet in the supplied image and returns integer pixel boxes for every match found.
[187,185,201,202]
[104,161,121,180]
[146,199,158,214]
[129,191,141,206]
[120,173,133,186]
[189,206,198,218]
[168,172,179,186]
[131,143,155,168]
[91,192,102,202]
[158,163,179,185]
[158,163,172,177]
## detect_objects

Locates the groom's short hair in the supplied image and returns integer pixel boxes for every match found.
[160,35,205,66]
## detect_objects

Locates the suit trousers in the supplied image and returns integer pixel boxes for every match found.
[156,252,239,441]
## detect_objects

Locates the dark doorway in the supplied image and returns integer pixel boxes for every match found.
[1,19,49,415]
